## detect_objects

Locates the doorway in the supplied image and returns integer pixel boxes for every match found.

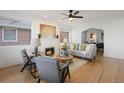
[82,28,104,54]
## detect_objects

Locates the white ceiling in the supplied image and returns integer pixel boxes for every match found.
[0,16,31,28]
[0,10,124,28]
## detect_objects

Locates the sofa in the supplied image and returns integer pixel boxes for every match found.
[67,43,97,61]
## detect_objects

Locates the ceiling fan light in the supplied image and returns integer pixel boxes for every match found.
[69,17,73,21]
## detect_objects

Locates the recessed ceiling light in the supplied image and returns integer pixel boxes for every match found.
[43,15,47,18]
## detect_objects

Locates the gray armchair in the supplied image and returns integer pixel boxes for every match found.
[20,49,37,78]
[20,49,31,72]
[35,56,69,83]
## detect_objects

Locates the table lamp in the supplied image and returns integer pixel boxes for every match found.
[32,38,41,57]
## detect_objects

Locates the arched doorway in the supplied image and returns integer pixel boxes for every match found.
[82,28,104,54]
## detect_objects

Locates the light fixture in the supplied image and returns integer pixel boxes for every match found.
[43,15,47,18]
[31,38,41,57]
[69,17,73,21]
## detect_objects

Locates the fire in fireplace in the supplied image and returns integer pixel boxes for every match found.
[45,47,55,56]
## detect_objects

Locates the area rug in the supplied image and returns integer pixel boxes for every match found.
[69,57,88,74]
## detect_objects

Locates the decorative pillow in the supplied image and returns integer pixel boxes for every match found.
[73,43,77,50]
[76,44,80,50]
[86,44,91,51]
[70,43,74,50]
[73,43,80,50]
[79,44,82,50]
[81,44,87,51]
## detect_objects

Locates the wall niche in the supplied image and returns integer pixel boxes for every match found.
[40,24,56,38]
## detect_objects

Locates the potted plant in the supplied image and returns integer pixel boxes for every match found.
[61,43,68,56]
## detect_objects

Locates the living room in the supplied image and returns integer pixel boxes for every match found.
[0,10,124,83]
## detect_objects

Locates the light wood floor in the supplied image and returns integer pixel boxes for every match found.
[0,53,124,83]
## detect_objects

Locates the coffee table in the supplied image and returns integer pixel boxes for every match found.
[56,55,73,63]
[56,55,73,79]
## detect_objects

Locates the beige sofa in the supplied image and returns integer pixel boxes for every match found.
[67,43,97,61]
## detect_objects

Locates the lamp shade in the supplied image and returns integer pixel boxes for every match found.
[31,38,41,47]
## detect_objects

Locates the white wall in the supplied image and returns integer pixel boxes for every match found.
[31,20,41,38]
[72,24,90,43]
[0,45,29,68]
[0,20,40,69]
[0,20,39,69]
[101,18,124,59]
[0,21,38,69]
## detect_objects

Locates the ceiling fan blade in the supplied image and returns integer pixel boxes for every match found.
[74,11,79,15]
[73,16,83,18]
[61,13,68,16]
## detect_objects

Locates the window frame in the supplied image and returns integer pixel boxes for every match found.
[2,27,18,42]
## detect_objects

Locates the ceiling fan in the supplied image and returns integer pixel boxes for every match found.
[61,10,83,21]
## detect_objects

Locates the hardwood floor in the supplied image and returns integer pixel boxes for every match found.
[0,64,37,83]
[0,54,124,83]
[66,54,124,83]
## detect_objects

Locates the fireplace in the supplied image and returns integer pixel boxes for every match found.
[45,47,55,56]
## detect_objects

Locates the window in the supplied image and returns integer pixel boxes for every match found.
[0,27,31,46]
[2,27,18,42]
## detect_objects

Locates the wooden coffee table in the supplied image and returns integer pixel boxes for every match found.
[56,55,73,63]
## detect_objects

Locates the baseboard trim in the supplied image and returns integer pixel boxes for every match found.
[0,62,22,69]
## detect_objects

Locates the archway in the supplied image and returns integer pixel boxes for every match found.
[82,28,104,54]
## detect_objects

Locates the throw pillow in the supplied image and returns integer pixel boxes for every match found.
[79,44,81,50]
[70,43,74,50]
[76,44,80,50]
[86,44,91,51]
[81,44,87,51]
[74,43,80,50]
[73,43,77,50]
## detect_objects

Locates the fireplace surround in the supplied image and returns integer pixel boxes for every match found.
[40,38,60,56]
